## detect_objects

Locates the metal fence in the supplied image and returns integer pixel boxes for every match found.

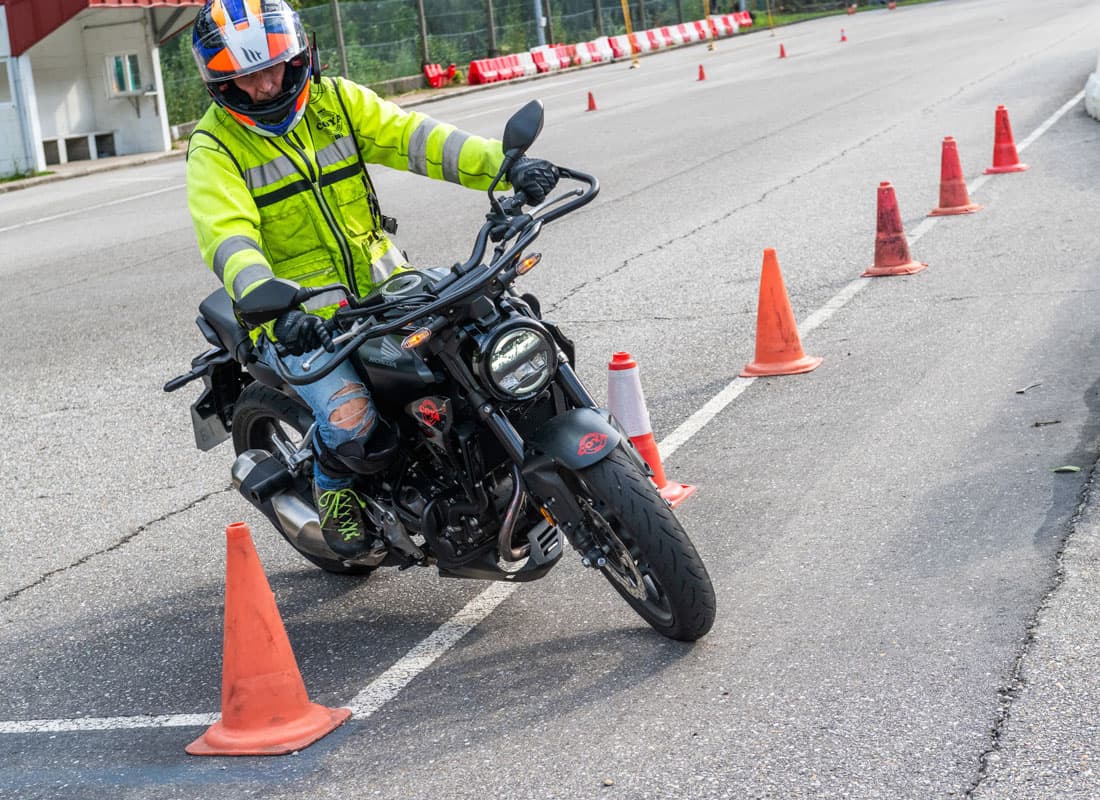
[160,0,726,126]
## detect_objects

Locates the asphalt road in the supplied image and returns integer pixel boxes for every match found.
[3,0,1100,797]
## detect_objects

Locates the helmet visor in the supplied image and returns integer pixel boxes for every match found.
[194,2,309,83]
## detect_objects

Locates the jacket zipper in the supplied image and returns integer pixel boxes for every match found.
[277,126,359,296]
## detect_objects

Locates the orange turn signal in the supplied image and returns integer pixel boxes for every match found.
[517,253,542,275]
[401,327,432,349]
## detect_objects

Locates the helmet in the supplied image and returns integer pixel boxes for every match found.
[192,0,313,137]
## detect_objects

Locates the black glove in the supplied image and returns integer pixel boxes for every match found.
[507,157,559,205]
[272,310,334,357]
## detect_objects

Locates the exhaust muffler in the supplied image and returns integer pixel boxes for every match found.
[230,449,385,566]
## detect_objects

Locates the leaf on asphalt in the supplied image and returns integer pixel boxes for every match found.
[1016,382,1043,394]
[1053,465,1081,473]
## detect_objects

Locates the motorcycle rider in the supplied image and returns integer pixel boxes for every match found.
[185,0,559,558]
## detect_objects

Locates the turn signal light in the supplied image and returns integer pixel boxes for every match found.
[401,328,432,349]
[517,253,542,275]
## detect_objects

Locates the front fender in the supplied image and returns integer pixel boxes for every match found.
[526,407,622,470]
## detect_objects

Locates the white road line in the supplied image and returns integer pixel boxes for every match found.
[0,713,218,735]
[660,91,1084,463]
[346,581,517,717]
[0,184,184,235]
[0,91,1084,737]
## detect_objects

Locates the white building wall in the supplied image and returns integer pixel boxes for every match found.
[21,8,171,166]
[80,9,169,155]
[0,5,37,176]
[31,17,96,139]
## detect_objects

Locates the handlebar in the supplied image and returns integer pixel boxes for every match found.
[273,165,599,385]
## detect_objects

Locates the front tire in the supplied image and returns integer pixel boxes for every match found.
[231,381,375,577]
[575,447,716,641]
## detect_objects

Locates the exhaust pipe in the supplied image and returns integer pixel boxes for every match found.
[230,450,385,566]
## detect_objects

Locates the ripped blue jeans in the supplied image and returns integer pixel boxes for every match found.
[256,337,378,491]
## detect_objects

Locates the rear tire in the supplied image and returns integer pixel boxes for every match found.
[575,447,716,641]
[231,382,376,577]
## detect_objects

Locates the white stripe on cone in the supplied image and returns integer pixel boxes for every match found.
[606,352,697,507]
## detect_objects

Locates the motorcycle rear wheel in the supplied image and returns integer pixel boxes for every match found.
[576,447,716,641]
[231,382,376,577]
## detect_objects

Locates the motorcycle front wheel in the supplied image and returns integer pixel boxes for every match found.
[231,382,376,577]
[575,447,716,641]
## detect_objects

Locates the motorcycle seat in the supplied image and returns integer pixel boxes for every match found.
[199,288,250,357]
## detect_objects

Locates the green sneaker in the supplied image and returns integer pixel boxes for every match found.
[315,485,370,558]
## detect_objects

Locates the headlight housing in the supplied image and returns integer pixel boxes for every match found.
[476,322,556,400]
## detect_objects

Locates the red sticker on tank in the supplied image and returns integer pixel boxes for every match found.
[417,399,442,427]
[577,432,608,456]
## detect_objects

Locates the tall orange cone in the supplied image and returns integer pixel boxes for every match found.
[186,523,350,756]
[840,28,848,42]
[985,104,1029,174]
[607,353,696,507]
[740,249,823,377]
[698,64,707,81]
[930,136,982,216]
[779,43,787,58]
[862,182,927,277]
[586,91,598,112]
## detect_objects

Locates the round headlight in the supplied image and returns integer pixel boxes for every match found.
[484,325,555,399]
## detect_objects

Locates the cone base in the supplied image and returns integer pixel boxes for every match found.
[740,354,822,378]
[186,704,351,757]
[930,202,983,216]
[861,260,927,278]
[984,163,1029,174]
[659,482,697,508]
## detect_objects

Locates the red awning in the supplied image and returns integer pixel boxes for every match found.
[1,0,204,57]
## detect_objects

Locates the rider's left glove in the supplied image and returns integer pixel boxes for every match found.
[272,310,334,357]
[507,157,559,205]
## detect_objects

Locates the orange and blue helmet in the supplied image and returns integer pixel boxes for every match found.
[192,0,312,137]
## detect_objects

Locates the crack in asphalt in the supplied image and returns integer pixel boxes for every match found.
[545,28,1079,318]
[963,446,1100,797]
[0,487,231,606]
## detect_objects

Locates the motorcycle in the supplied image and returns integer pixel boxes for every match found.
[166,100,716,641]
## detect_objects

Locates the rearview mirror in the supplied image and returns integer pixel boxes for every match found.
[502,100,545,158]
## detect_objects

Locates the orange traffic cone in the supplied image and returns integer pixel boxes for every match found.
[862,182,927,277]
[840,28,848,42]
[741,249,823,377]
[586,91,598,112]
[985,104,1029,174]
[186,523,350,756]
[779,43,787,58]
[698,64,707,81]
[607,353,696,507]
[930,137,982,216]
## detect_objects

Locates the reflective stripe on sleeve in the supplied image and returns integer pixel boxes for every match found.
[213,235,262,281]
[231,263,277,300]
[407,118,440,177]
[302,289,348,311]
[441,130,471,184]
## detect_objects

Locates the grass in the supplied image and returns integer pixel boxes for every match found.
[0,168,52,183]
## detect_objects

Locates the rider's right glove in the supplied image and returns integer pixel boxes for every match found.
[272,309,334,357]
[507,157,559,205]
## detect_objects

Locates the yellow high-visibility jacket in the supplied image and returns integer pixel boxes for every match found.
[186,76,506,336]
